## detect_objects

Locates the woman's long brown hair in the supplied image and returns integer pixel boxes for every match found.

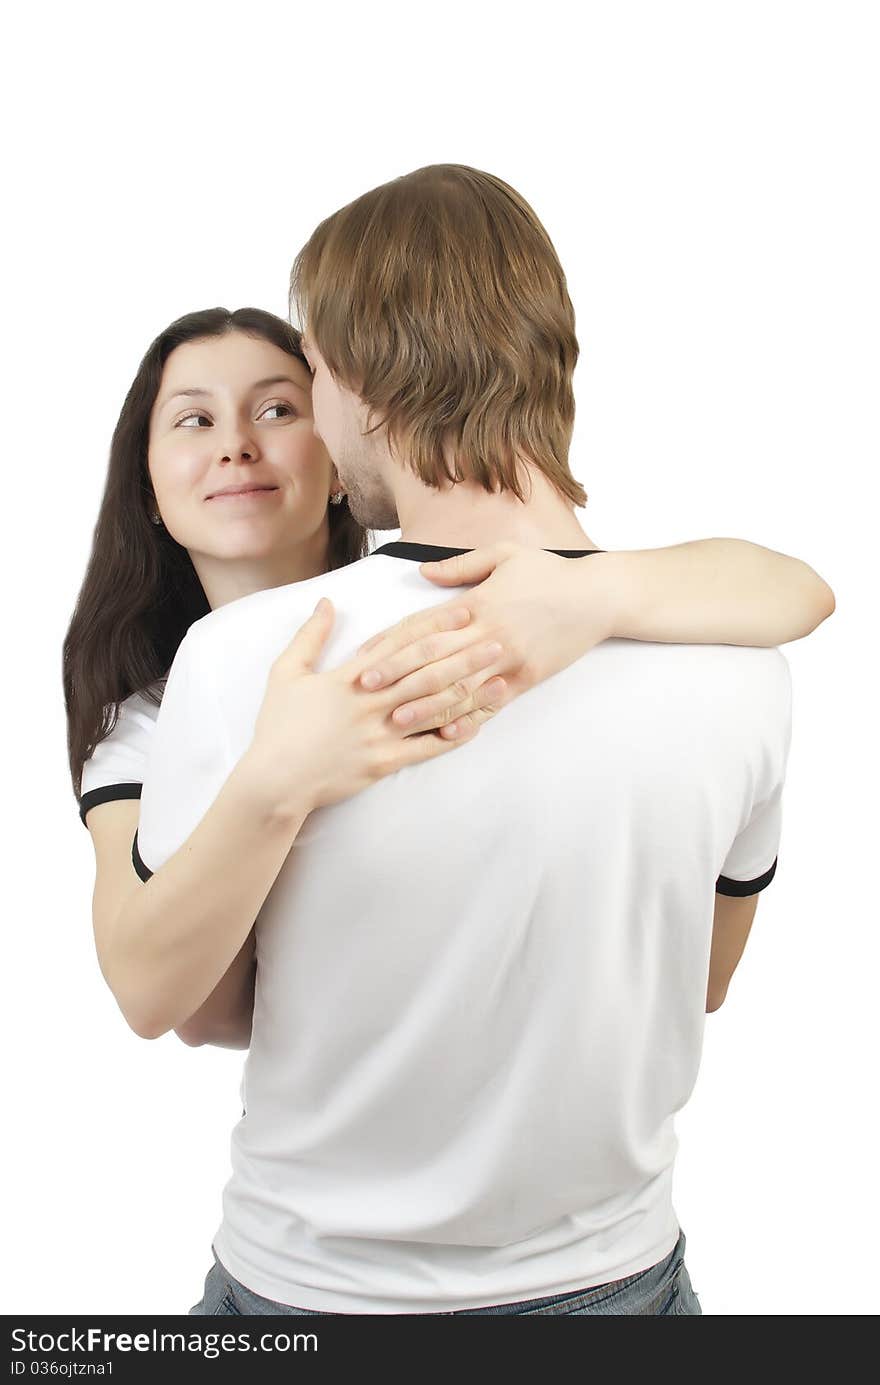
[63,306,369,797]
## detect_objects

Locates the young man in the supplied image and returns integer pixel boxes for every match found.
[138,165,794,1315]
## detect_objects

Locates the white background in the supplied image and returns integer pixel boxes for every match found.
[3,0,876,1316]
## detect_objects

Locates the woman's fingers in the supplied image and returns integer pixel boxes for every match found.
[356,604,472,662]
[377,641,505,730]
[346,623,492,696]
[273,598,335,676]
[389,684,507,770]
[437,681,510,739]
[393,668,509,736]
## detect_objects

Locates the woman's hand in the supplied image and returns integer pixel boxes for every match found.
[246,597,509,816]
[354,541,612,738]
[352,538,836,728]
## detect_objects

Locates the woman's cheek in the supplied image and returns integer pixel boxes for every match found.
[273,441,325,494]
[150,449,208,541]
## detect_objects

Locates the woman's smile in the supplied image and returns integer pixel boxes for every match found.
[205,483,281,503]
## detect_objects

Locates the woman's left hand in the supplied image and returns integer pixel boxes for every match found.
[355,541,615,738]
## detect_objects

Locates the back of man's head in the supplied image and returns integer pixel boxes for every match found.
[290,164,587,509]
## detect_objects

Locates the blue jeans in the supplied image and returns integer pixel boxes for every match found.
[188,1228,701,1315]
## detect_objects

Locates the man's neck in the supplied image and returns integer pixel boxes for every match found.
[392,461,598,551]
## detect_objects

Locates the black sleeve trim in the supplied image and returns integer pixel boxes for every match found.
[716,856,778,897]
[132,830,153,882]
[79,782,142,826]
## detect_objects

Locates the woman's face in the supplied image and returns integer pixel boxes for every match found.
[148,331,337,563]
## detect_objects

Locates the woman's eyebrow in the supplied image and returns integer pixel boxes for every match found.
[158,375,309,412]
[249,374,310,394]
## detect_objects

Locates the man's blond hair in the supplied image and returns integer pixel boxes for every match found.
[290,164,588,507]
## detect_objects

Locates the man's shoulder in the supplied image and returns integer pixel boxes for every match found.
[189,558,378,646]
[593,638,791,718]
[688,642,791,698]
[603,637,789,676]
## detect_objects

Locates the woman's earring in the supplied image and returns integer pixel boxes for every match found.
[150,509,163,525]
[329,490,346,506]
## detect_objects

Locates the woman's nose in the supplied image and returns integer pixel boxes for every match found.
[217,428,260,464]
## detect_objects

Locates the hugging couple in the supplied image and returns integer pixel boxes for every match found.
[65,163,834,1315]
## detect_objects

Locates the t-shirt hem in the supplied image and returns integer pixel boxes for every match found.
[210,1217,682,1315]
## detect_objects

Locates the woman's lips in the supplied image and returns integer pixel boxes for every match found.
[207,486,280,502]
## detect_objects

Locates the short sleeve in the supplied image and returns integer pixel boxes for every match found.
[715,779,783,896]
[78,689,162,826]
[135,625,232,882]
[716,652,793,898]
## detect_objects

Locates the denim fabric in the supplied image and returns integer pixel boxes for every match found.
[188,1228,701,1315]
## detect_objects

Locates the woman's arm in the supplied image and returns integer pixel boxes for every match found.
[87,601,506,1045]
[88,802,257,1050]
[345,537,835,735]
[79,698,258,1050]
[175,928,256,1050]
[87,766,307,1045]
[591,537,835,647]
[416,537,835,650]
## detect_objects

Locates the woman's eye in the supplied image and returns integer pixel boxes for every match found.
[175,403,294,428]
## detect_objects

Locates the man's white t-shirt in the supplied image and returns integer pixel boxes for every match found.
[131,540,792,1314]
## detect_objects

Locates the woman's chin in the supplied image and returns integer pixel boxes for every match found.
[212,540,286,563]
[200,518,295,561]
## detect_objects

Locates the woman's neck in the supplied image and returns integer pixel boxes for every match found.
[190,537,331,610]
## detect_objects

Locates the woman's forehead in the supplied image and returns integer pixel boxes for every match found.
[156,334,310,408]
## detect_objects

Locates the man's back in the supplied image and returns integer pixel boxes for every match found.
[138,542,792,1313]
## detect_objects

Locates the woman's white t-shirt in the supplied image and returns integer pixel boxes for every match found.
[78,688,163,825]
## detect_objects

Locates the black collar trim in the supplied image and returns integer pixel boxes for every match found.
[371,542,605,562]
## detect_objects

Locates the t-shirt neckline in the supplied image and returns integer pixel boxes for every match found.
[371,541,605,562]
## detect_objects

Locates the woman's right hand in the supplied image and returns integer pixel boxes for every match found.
[244,597,509,817]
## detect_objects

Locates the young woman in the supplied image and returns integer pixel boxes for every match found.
[63,305,835,1051]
